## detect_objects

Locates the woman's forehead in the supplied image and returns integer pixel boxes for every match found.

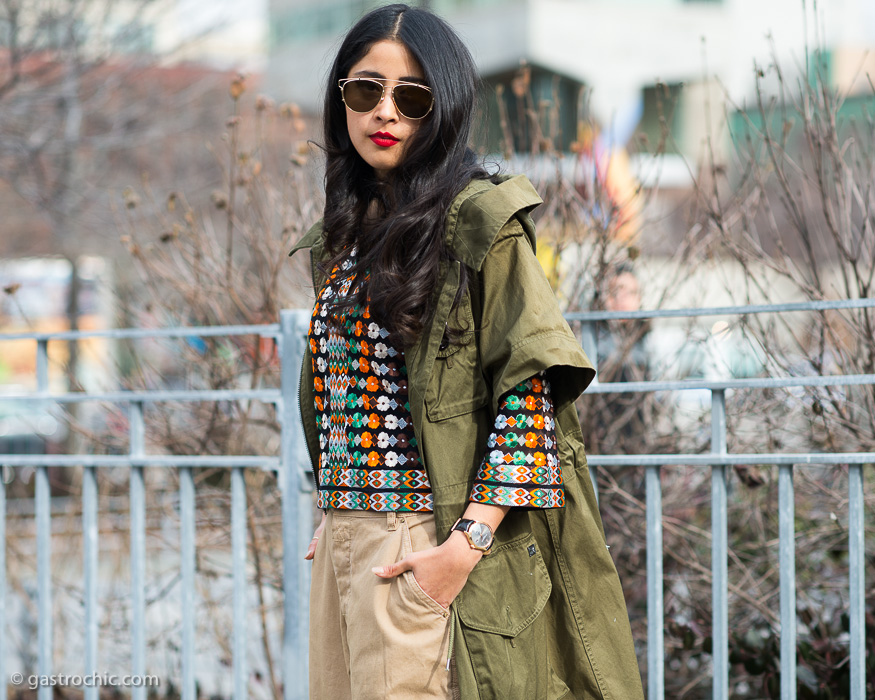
[348,40,425,82]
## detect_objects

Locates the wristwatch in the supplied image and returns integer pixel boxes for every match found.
[451,518,494,554]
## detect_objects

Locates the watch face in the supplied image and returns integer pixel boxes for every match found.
[468,522,493,549]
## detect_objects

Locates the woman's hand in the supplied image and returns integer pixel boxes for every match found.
[304,512,327,560]
[372,531,482,609]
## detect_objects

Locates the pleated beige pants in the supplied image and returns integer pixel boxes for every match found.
[309,509,456,700]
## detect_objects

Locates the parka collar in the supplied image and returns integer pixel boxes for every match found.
[444,175,542,270]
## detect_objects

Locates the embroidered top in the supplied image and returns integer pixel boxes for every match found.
[309,256,563,512]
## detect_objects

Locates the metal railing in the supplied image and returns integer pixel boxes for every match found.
[1,299,873,700]
[0,311,312,700]
[572,297,875,700]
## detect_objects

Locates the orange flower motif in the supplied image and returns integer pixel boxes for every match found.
[525,432,539,448]
[354,320,364,337]
[314,377,324,392]
[531,377,543,392]
[368,413,381,429]
[533,452,547,466]
[361,432,373,448]
[309,339,318,354]
[525,396,538,410]
[315,396,324,411]
[359,357,370,373]
[533,414,545,430]
[360,341,370,356]
[367,451,381,466]
[366,376,380,392]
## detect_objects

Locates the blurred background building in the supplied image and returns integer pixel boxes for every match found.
[267,0,875,176]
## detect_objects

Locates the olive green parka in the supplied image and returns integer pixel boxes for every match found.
[290,175,645,700]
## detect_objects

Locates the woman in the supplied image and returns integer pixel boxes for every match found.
[290,5,644,699]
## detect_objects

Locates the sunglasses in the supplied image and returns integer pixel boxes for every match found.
[338,78,434,120]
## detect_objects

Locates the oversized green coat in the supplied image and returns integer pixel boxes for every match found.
[290,175,645,700]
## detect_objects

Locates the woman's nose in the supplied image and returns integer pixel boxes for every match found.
[373,88,399,122]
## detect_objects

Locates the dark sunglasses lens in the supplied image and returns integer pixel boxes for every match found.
[343,80,383,112]
[393,84,433,119]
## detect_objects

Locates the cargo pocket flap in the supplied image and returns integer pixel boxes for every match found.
[455,533,551,637]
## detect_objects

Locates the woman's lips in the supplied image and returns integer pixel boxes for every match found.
[369,132,399,147]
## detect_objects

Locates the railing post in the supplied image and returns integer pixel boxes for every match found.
[231,466,248,700]
[0,466,6,700]
[778,464,796,700]
[129,401,146,700]
[83,465,99,700]
[281,309,314,700]
[179,466,196,700]
[848,464,864,700]
[711,389,728,700]
[36,339,52,700]
[646,464,664,700]
[580,320,600,503]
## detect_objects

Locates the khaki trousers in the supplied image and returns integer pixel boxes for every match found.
[309,509,455,700]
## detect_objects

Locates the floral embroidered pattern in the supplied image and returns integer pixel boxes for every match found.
[310,256,433,512]
[470,372,564,508]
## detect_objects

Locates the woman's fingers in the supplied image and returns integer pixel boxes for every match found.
[372,556,414,578]
[304,513,328,561]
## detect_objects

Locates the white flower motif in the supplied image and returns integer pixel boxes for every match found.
[376,396,390,411]
[384,452,398,467]
[368,323,381,339]
[377,432,390,448]
[316,357,327,373]
[319,337,327,353]
[374,343,388,359]
[384,415,398,430]
[495,414,508,429]
[489,450,504,464]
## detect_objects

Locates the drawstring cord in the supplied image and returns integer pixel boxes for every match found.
[446,605,457,670]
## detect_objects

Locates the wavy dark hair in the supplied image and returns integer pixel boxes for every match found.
[320,3,493,348]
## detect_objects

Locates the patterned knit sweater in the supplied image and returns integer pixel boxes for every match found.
[309,257,563,511]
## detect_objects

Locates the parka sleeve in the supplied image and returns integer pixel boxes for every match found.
[477,218,595,418]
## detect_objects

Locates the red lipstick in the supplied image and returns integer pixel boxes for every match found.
[369,132,399,147]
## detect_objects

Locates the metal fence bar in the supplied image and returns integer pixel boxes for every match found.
[36,338,52,700]
[711,390,728,700]
[565,296,875,322]
[232,466,248,700]
[848,464,864,700]
[83,466,99,700]
[1,468,5,700]
[584,373,875,394]
[586,453,875,466]
[579,320,600,502]
[129,401,146,700]
[646,464,664,700]
[0,455,281,468]
[0,323,281,342]
[180,467,196,700]
[3,388,282,403]
[778,465,796,700]
[281,309,312,700]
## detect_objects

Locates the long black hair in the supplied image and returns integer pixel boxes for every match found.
[320,3,492,348]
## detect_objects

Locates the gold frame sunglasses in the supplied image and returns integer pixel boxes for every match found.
[338,78,434,120]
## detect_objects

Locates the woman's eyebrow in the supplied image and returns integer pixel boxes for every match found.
[351,70,427,83]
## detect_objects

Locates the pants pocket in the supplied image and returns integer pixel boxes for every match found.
[399,516,450,619]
